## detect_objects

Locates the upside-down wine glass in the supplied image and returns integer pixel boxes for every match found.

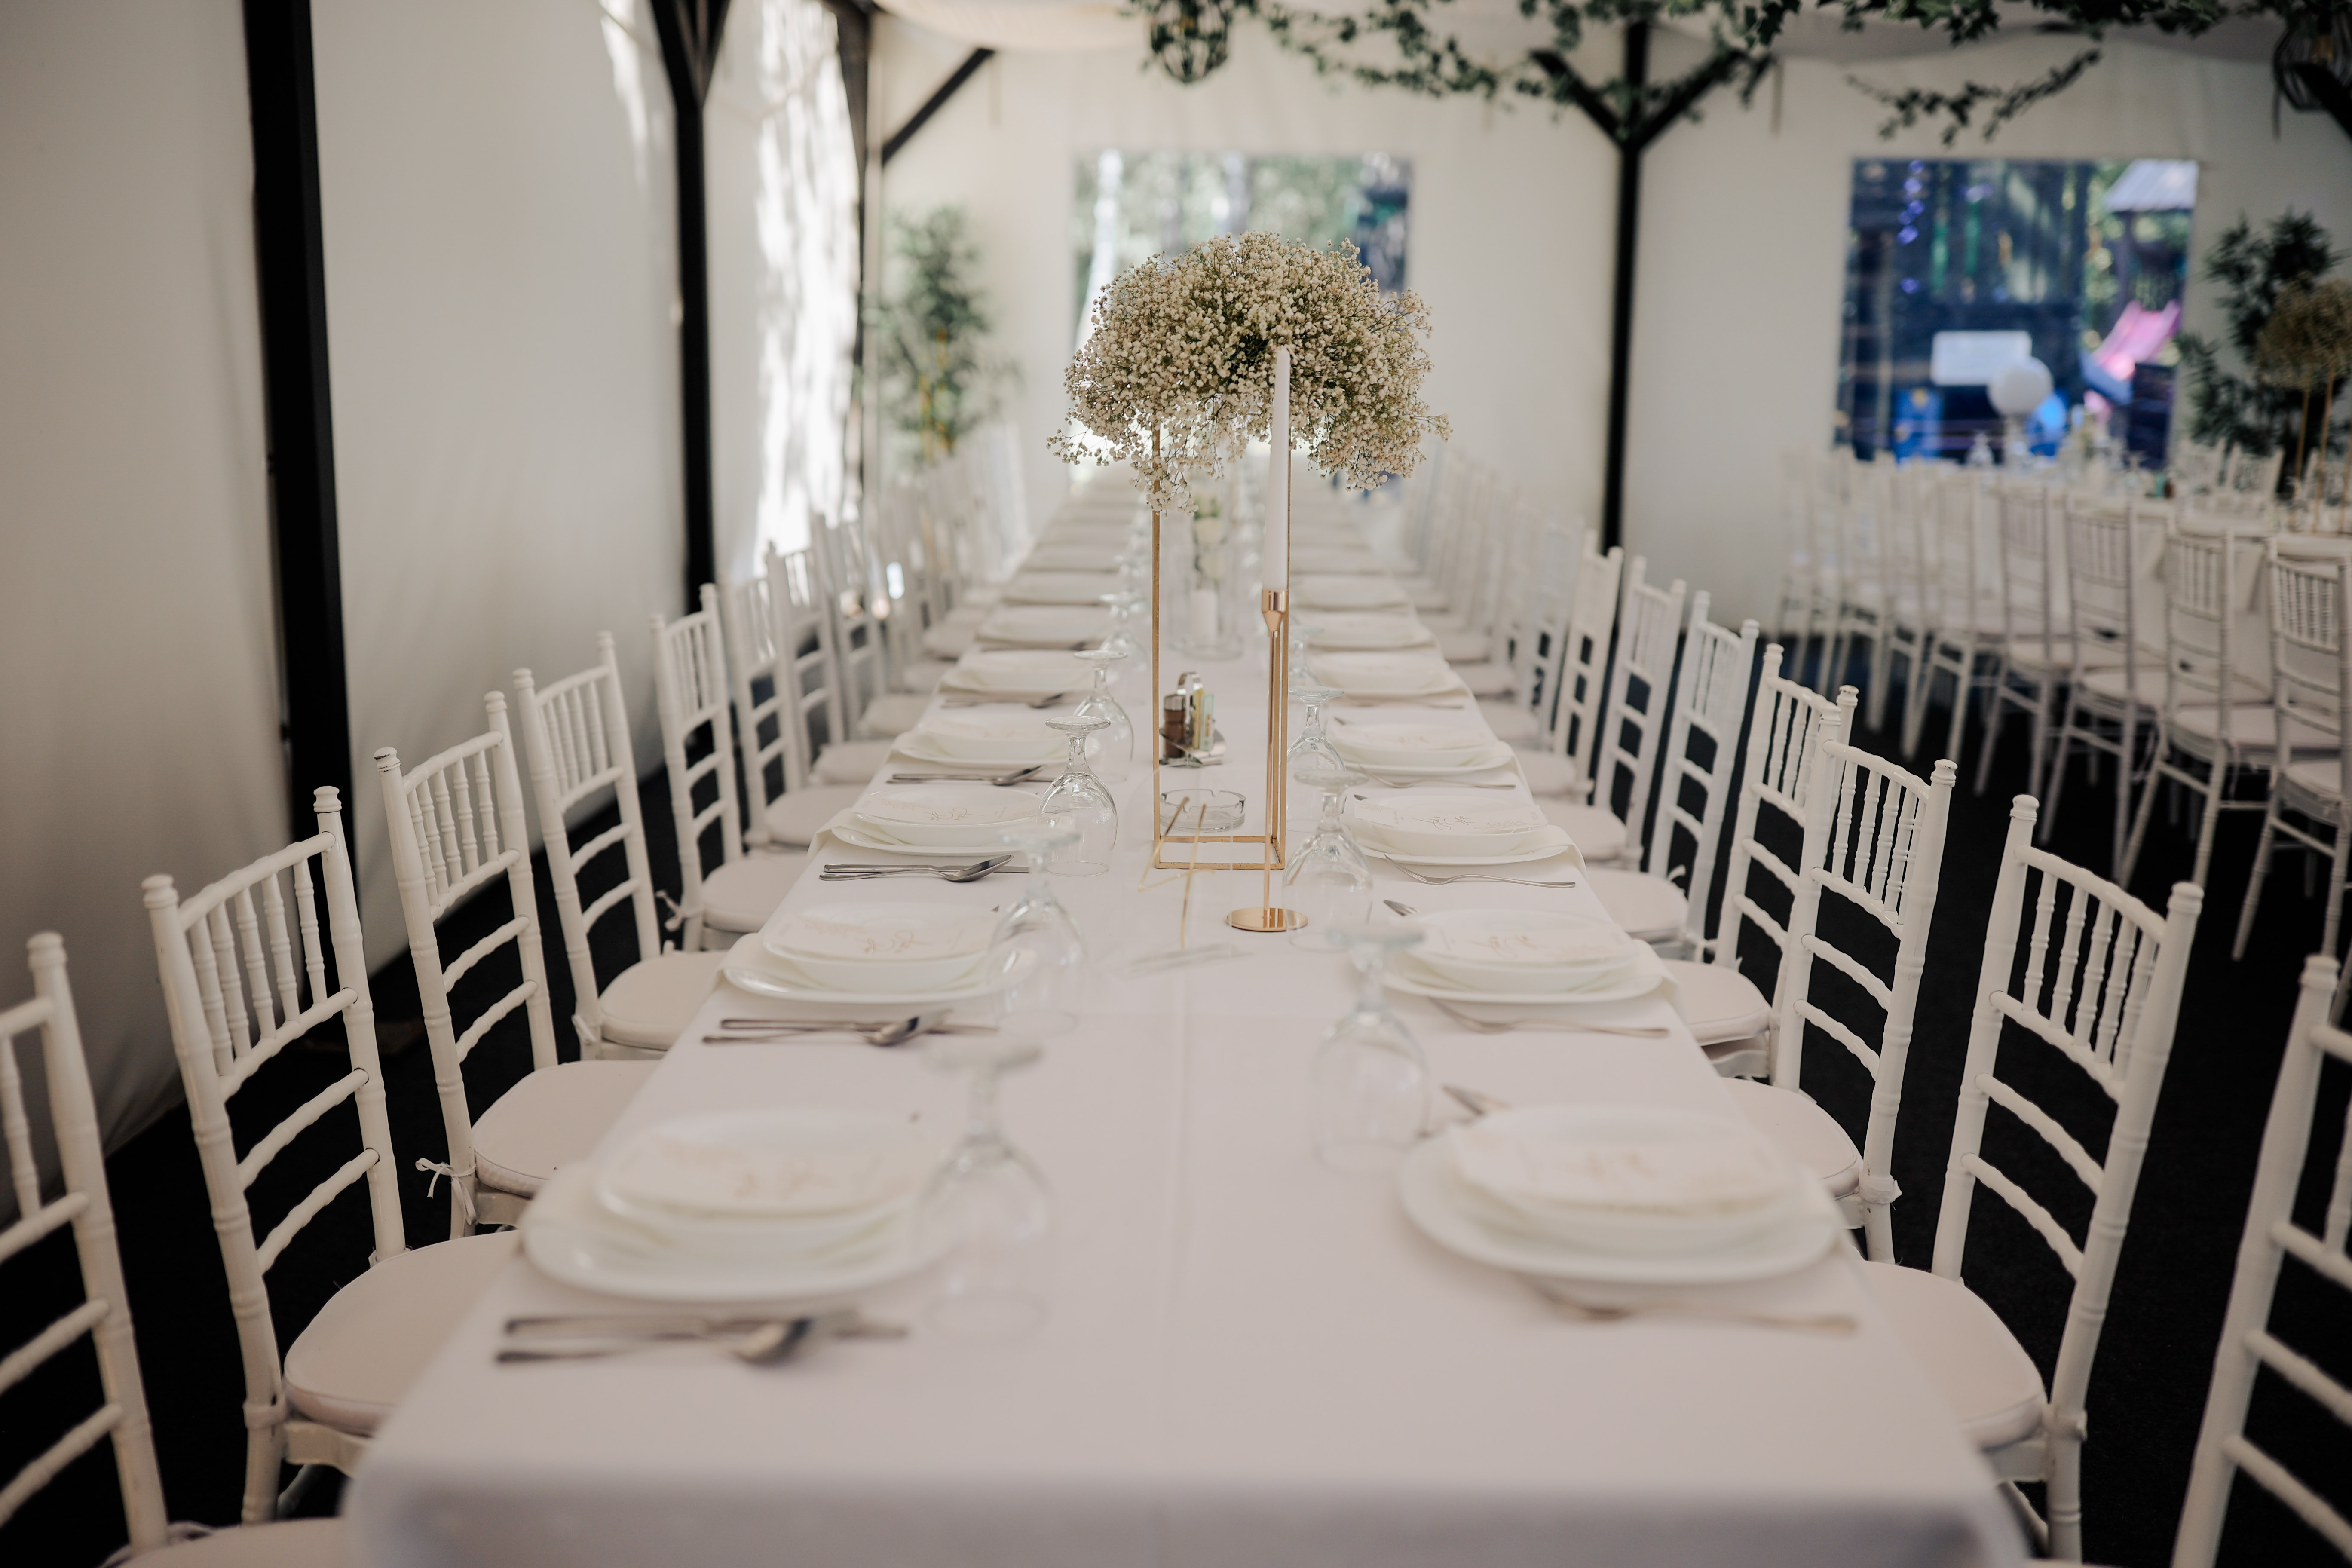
[1069,647,1133,781]
[1040,715,1116,874]
[1288,684,1348,781]
[990,823,1085,1034]
[1286,766,1372,948]
[917,1029,1052,1340]
[1310,925,1430,1175]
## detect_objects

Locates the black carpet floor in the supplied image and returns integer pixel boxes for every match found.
[4,685,2348,1567]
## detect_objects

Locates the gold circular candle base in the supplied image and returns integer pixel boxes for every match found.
[1226,907,1308,933]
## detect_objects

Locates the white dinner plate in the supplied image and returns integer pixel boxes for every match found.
[1398,1136,1840,1286]
[975,606,1111,646]
[762,902,997,990]
[721,934,1034,1006]
[820,814,1039,860]
[1387,948,1666,1007]
[1296,579,1409,610]
[1363,829,1578,867]
[851,784,1044,846]
[1001,572,1121,605]
[943,649,1094,696]
[522,1164,949,1305]
[892,731,1065,770]
[1341,746,1519,778]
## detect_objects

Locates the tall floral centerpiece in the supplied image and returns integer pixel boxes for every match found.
[1052,233,1446,902]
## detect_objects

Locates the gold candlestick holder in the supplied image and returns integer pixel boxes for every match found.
[1224,585,1307,933]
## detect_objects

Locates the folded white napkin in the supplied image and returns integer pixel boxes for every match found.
[906,710,1061,761]
[1312,651,1459,696]
[1308,614,1434,650]
[603,1118,930,1221]
[949,649,1093,691]
[1423,916,1636,971]
[976,605,1110,645]
[769,909,992,964]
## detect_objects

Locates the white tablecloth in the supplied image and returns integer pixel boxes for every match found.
[347,508,2021,1568]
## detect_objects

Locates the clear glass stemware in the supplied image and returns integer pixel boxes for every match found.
[990,823,1085,1031]
[1286,766,1373,945]
[918,1030,1052,1340]
[1288,683,1348,781]
[1311,925,1430,1175]
[1069,647,1133,781]
[1040,715,1117,874]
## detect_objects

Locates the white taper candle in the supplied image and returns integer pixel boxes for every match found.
[1265,346,1290,591]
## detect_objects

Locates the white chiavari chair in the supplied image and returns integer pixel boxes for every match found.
[2120,524,2275,888]
[1682,669,1853,1080]
[817,517,930,739]
[1,934,343,1560]
[514,638,728,1061]
[1866,794,2200,1562]
[375,698,654,1237]
[777,545,898,790]
[1977,479,2076,797]
[2233,541,2352,976]
[1873,462,1937,741]
[651,589,802,949]
[1586,558,1688,852]
[720,550,860,851]
[2171,953,2352,1567]
[143,792,514,1521]
[1445,495,1544,698]
[2043,496,2164,871]
[1916,469,2007,764]
[1475,519,1570,745]
[1823,450,1891,699]
[1518,533,1631,864]
[1726,740,1957,1261]
[1772,452,1826,688]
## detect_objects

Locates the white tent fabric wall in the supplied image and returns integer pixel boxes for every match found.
[1626,29,2352,629]
[0,0,286,1205]
[313,0,686,971]
[708,0,861,581]
[870,22,1621,542]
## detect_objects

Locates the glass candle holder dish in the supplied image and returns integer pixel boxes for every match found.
[1158,788,1246,835]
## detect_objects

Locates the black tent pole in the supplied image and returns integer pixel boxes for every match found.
[652,2,729,608]
[1599,22,1648,556]
[242,0,353,840]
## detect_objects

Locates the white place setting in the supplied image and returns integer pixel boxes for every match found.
[1305,611,1438,650]
[1310,649,1470,701]
[973,603,1112,647]
[1347,792,1581,868]
[890,708,1069,770]
[935,647,1096,701]
[1330,718,1518,778]
[999,570,1123,605]
[1381,906,1681,1022]
[1295,574,1411,611]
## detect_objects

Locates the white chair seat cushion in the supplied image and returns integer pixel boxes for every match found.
[1409,584,1451,610]
[283,1232,518,1436]
[700,851,808,934]
[860,692,931,736]
[1721,1079,1861,1196]
[1479,701,1540,745]
[474,1061,658,1195]
[762,784,866,846]
[597,950,728,1048]
[897,659,953,693]
[921,624,976,660]
[1586,868,1686,942]
[1538,800,1627,862]
[1515,750,1577,796]
[2078,665,2263,708]
[814,739,897,785]
[2285,755,2345,800]
[1862,1260,2048,1451]
[942,602,992,628]
[1454,662,1516,697]
[1436,628,1491,664]
[2168,704,2282,750]
[147,1519,346,1565]
[1662,960,1772,1046]
[2005,636,2127,674]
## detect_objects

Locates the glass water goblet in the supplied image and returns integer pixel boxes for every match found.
[1069,647,1133,781]
[1102,591,1145,665]
[1288,625,1323,689]
[1040,715,1117,875]
[1311,925,1430,1175]
[991,823,1085,1032]
[1288,684,1348,782]
[1286,766,1373,948]
[918,1030,1052,1340]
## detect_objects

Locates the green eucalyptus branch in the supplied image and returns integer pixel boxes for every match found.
[1847,46,2102,145]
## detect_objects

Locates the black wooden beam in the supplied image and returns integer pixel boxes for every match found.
[881,49,993,166]
[652,1,732,606]
[242,0,352,841]
[1598,21,1649,556]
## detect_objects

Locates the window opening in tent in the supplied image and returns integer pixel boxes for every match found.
[1071,152,1412,352]
[1837,158,2195,468]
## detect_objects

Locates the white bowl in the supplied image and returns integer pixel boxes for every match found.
[1348,794,1551,858]
[853,784,1043,846]
[907,710,1060,763]
[1412,907,1641,991]
[762,902,996,992]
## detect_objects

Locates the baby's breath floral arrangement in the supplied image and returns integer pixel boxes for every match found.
[1050,231,1448,511]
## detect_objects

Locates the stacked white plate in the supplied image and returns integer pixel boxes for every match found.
[940,649,1093,700]
[521,1108,949,1302]
[830,784,1044,857]
[1001,571,1120,605]
[1331,721,1514,776]
[1400,1105,1839,1284]
[896,709,1066,768]
[1349,795,1574,867]
[1296,577,1409,611]
[1310,650,1464,699]
[1305,613,1435,651]
[1291,545,1381,575]
[975,605,1110,647]
[764,902,996,989]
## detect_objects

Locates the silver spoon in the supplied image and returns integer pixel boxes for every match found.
[885,766,1045,786]
[497,1311,902,1363]
[706,1016,938,1047]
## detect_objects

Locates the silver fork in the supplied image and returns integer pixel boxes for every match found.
[1381,860,1579,888]
[886,766,1045,785]
[818,859,1011,882]
[1432,999,1669,1039]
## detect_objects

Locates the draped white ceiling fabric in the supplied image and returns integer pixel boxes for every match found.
[709,0,862,579]
[877,0,1138,53]
[0,0,284,1202]
[314,0,685,971]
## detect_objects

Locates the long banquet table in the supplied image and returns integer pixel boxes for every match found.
[348,496,2023,1568]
